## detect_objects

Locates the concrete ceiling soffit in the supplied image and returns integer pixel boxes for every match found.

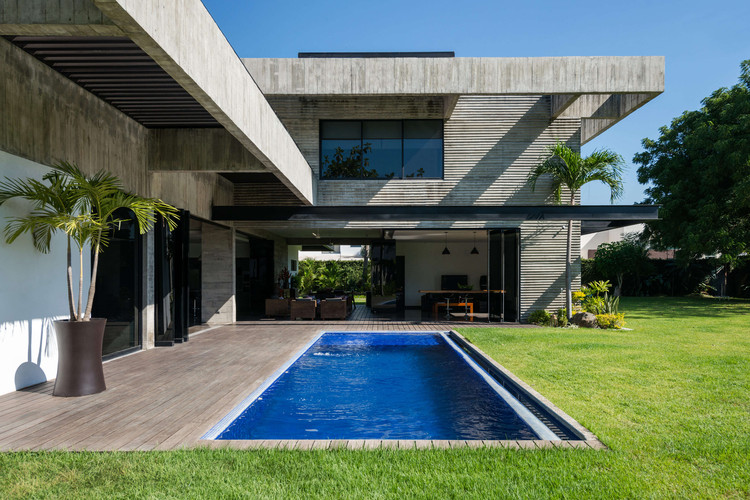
[548,92,661,144]
[148,129,267,173]
[550,94,581,118]
[443,95,459,118]
[0,0,123,36]
[577,93,659,144]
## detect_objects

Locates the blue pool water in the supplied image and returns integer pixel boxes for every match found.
[213,332,544,440]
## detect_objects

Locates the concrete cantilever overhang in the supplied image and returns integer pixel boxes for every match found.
[1,0,314,204]
[244,55,665,144]
[93,0,314,204]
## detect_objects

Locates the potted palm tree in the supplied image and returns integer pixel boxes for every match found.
[528,142,624,321]
[0,161,177,396]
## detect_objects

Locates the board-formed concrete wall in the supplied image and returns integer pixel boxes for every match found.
[201,224,236,325]
[264,95,579,207]
[257,94,582,318]
[0,37,234,221]
[244,56,665,97]
[0,151,90,396]
[520,221,581,319]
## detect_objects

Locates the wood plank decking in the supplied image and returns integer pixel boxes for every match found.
[0,320,596,451]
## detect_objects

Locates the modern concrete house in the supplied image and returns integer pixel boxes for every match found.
[0,0,663,395]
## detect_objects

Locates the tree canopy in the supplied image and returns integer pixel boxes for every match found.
[594,233,653,296]
[634,60,750,266]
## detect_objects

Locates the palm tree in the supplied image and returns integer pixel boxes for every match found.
[0,161,178,321]
[528,142,624,320]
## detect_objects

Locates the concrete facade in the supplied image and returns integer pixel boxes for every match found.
[0,0,663,395]
[201,224,235,325]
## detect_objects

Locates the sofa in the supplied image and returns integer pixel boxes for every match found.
[290,299,316,320]
[265,298,290,318]
[319,297,348,320]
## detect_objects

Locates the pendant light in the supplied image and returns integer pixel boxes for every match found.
[442,232,450,255]
[470,231,480,255]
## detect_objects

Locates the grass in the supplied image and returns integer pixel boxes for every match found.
[1,297,749,499]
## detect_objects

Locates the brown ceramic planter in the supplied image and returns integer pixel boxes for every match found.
[52,318,107,397]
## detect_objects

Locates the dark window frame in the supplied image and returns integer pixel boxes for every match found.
[319,119,444,180]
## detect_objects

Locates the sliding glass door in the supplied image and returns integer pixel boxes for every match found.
[155,210,190,345]
[488,229,520,322]
[92,208,142,357]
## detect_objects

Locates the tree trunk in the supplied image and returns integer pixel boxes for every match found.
[67,236,76,320]
[566,218,573,320]
[566,192,575,320]
[362,245,369,290]
[722,262,731,297]
[84,241,100,321]
[78,247,84,322]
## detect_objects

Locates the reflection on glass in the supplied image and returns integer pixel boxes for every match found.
[321,140,372,179]
[92,209,139,356]
[320,120,443,179]
[364,139,401,178]
[156,219,176,344]
[404,139,442,178]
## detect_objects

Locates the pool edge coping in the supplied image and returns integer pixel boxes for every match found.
[448,329,607,450]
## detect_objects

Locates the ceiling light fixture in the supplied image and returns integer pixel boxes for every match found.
[471,231,479,255]
[442,232,451,255]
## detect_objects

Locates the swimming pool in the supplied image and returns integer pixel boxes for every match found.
[203,331,567,441]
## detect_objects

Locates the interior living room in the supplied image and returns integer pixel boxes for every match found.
[257,229,520,323]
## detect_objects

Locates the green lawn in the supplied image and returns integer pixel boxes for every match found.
[2,297,749,499]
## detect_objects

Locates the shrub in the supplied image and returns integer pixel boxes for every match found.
[580,281,621,315]
[297,258,370,293]
[556,308,568,327]
[528,309,551,326]
[596,313,626,329]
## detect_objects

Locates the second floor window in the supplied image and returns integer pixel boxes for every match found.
[320,120,443,179]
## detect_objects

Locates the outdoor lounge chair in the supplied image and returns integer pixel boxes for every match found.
[290,299,316,320]
[265,298,289,318]
[320,297,348,320]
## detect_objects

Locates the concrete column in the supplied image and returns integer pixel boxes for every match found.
[202,224,236,324]
[141,230,155,349]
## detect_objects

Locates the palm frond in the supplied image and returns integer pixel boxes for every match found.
[528,141,624,203]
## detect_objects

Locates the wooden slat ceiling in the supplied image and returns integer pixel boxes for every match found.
[5,35,220,128]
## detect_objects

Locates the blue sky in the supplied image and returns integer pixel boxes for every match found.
[202,0,749,205]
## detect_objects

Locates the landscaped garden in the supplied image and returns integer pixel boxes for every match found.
[0,296,747,498]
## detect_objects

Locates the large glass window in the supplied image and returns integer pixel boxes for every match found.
[92,209,141,357]
[320,120,443,179]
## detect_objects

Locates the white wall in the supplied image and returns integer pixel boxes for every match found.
[580,224,644,259]
[0,152,90,395]
[297,245,364,262]
[288,245,302,275]
[397,240,488,307]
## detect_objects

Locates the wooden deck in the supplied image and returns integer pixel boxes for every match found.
[0,321,598,451]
